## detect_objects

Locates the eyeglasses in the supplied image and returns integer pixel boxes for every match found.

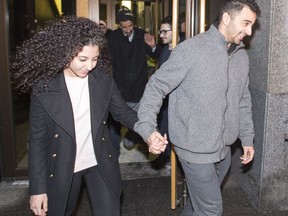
[158,29,172,35]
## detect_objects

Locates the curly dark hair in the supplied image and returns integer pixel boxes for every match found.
[11,15,112,93]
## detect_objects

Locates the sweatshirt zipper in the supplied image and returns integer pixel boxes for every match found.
[221,54,231,160]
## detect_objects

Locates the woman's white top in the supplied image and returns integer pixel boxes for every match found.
[65,75,97,173]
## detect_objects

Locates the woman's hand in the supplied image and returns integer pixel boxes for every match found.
[30,194,48,215]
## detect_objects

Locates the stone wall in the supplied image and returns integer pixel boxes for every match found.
[230,0,288,213]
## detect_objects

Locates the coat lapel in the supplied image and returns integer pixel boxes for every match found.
[89,69,111,140]
[36,69,112,142]
[37,73,76,139]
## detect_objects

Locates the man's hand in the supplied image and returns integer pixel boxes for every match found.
[144,33,156,49]
[146,131,168,154]
[240,146,255,165]
[30,194,48,216]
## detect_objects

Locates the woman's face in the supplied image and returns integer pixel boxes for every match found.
[64,45,100,78]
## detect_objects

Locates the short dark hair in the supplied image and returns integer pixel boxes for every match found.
[161,16,172,26]
[219,0,261,21]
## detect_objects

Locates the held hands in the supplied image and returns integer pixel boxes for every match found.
[30,194,48,216]
[144,33,156,49]
[240,146,255,165]
[146,131,168,154]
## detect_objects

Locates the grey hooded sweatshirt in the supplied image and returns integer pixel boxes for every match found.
[134,24,254,164]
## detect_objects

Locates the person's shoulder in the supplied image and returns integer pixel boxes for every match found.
[134,27,146,33]
[134,27,146,36]
[105,29,113,38]
[160,45,170,54]
[110,28,121,34]
[176,37,194,48]
[107,28,121,39]
[31,73,62,96]
[179,30,210,48]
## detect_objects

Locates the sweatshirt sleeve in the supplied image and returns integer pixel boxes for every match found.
[134,43,190,141]
[238,76,255,146]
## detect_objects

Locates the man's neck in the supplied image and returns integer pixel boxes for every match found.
[123,30,134,42]
[217,22,232,49]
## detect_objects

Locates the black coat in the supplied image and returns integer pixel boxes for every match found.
[28,67,137,216]
[108,28,161,102]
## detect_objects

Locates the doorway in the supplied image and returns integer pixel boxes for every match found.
[0,0,76,180]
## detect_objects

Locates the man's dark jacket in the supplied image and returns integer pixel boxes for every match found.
[108,27,161,102]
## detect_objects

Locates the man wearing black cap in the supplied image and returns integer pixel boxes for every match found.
[107,6,161,151]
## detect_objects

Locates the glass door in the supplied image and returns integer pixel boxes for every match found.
[1,0,75,180]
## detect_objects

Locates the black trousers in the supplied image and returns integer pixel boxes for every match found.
[65,166,120,216]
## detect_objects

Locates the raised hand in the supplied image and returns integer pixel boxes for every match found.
[144,33,156,49]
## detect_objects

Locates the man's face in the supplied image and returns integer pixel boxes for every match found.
[119,20,134,37]
[224,6,257,45]
[159,23,172,45]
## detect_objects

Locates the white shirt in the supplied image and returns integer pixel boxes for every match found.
[65,75,97,173]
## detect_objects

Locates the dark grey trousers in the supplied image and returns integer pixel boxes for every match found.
[179,147,231,216]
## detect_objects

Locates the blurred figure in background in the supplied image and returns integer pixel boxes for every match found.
[99,20,112,38]
[179,12,186,42]
[107,6,161,154]
[154,16,185,182]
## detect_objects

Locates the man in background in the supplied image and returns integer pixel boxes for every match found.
[154,15,186,181]
[156,15,175,162]
[179,12,186,42]
[107,6,161,153]
[99,20,112,38]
